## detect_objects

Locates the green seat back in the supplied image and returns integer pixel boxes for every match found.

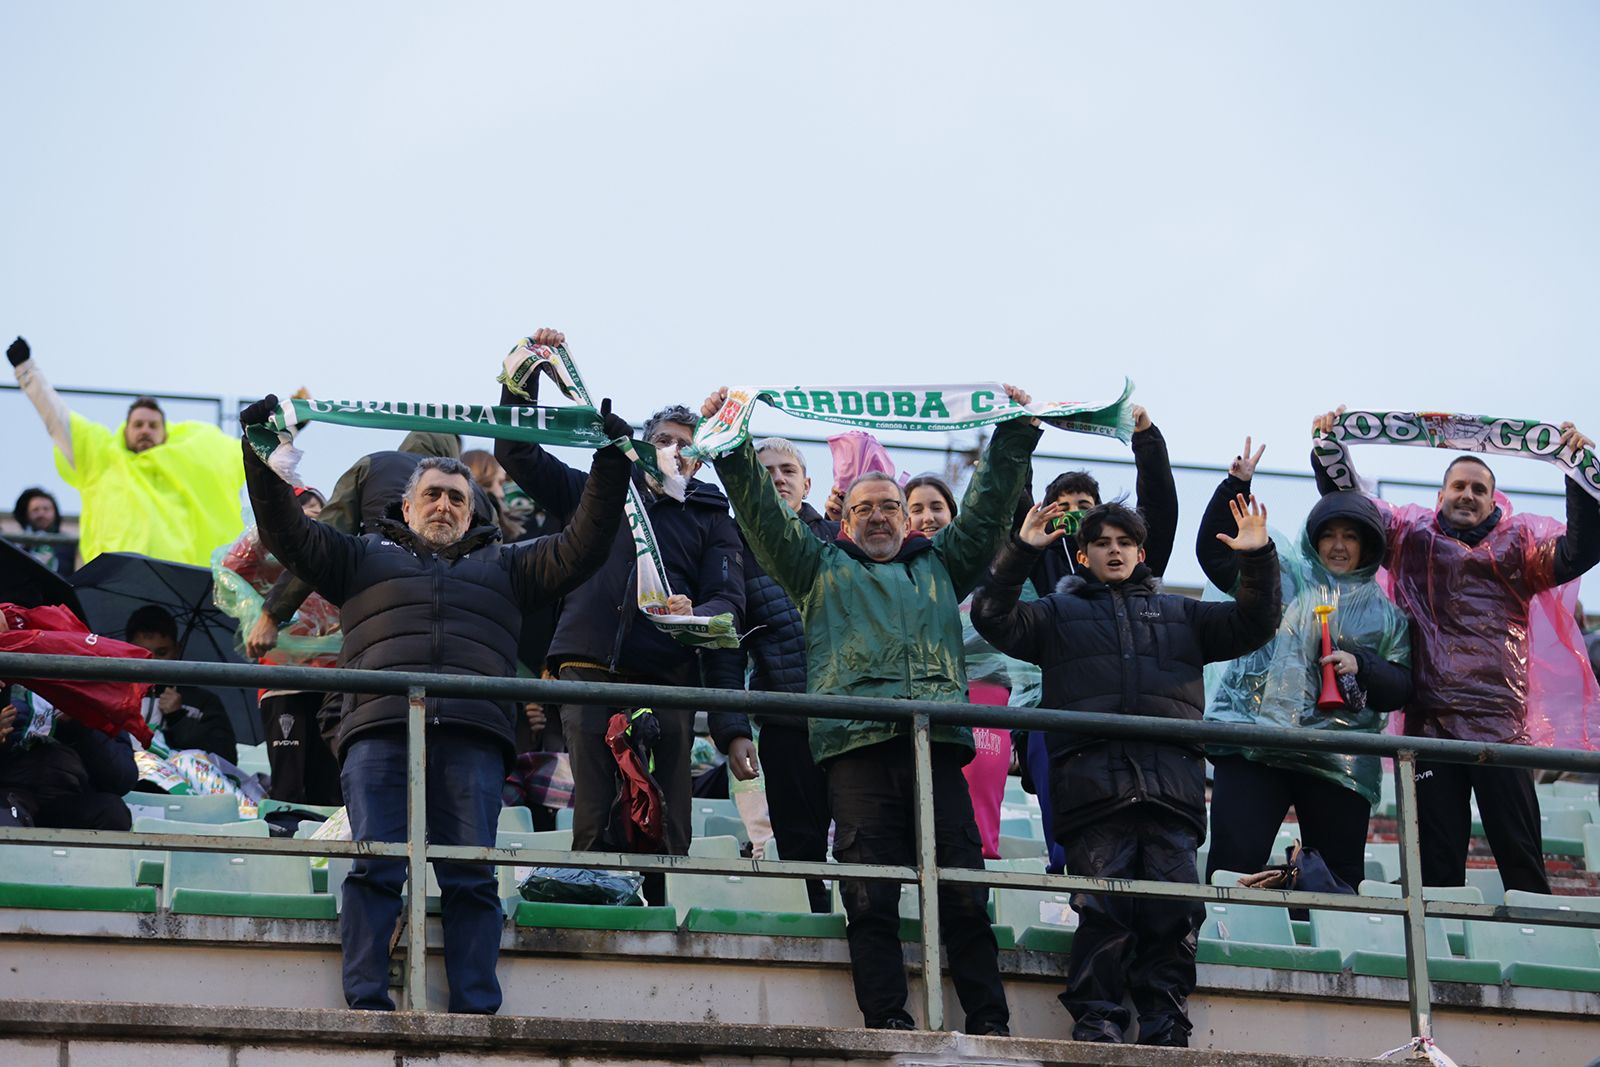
[125,793,242,823]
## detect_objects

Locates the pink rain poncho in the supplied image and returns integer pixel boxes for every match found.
[1377,494,1598,749]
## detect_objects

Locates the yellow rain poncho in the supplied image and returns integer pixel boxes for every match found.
[56,411,245,566]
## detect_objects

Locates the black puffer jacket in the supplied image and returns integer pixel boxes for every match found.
[743,503,837,701]
[244,438,630,761]
[973,537,1281,837]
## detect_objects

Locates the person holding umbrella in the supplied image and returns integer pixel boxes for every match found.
[237,389,632,1015]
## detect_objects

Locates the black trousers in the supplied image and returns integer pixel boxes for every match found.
[757,722,833,913]
[0,745,131,831]
[1060,803,1202,1044]
[1415,760,1550,894]
[262,692,343,807]
[1206,754,1371,892]
[827,738,1008,1033]
[559,665,694,906]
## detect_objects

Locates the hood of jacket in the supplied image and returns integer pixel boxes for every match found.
[399,431,462,458]
[1304,492,1387,572]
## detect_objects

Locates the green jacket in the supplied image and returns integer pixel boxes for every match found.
[716,419,1041,764]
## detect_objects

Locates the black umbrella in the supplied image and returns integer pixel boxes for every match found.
[0,536,86,619]
[69,552,262,744]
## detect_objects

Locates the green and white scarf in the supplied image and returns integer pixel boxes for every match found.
[687,380,1137,460]
[1312,410,1600,503]
[500,340,739,648]
[245,398,676,490]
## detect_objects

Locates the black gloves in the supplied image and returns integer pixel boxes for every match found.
[599,398,633,441]
[6,337,30,367]
[239,394,280,427]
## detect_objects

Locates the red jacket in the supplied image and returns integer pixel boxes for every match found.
[0,602,154,745]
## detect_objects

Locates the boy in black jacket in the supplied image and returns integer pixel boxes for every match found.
[973,498,1281,1047]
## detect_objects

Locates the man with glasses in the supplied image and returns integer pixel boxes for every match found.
[701,384,1040,1036]
[496,330,755,904]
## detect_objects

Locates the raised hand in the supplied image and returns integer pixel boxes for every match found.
[1230,436,1266,481]
[244,612,280,660]
[665,594,693,615]
[825,485,845,522]
[1558,421,1594,454]
[1312,405,1347,437]
[1214,493,1269,552]
[6,337,30,368]
[700,387,730,421]
[1132,404,1152,433]
[1018,500,1070,549]
[529,327,565,347]
[239,394,280,427]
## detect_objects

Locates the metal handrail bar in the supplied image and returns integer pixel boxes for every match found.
[3,655,1598,1038]
[3,653,1596,773]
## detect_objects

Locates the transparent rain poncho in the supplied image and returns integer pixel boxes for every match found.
[212,527,342,667]
[1205,523,1411,808]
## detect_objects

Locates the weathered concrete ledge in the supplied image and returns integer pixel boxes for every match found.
[0,999,1401,1067]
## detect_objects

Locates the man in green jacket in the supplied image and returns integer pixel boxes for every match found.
[700,385,1041,1035]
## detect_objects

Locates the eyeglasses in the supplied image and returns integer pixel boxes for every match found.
[649,433,691,449]
[849,500,904,519]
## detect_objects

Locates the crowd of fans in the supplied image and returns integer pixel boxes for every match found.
[3,330,1598,1045]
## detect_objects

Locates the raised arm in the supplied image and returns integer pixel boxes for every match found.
[970,501,1067,665]
[494,377,591,524]
[938,393,1044,597]
[1191,494,1283,662]
[508,412,634,603]
[259,454,367,632]
[238,397,363,605]
[1196,437,1265,593]
[1130,406,1180,577]
[703,389,825,602]
[9,337,81,465]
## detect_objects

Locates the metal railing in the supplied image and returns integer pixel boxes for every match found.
[1,652,1598,1041]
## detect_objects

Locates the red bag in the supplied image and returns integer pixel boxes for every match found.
[0,602,155,745]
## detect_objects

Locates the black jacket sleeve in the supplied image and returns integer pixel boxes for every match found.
[700,648,753,751]
[1551,477,1600,587]
[970,535,1055,665]
[262,455,369,622]
[1190,544,1283,663]
[1133,425,1179,577]
[1352,647,1412,713]
[1195,475,1251,593]
[506,441,632,605]
[1311,439,1358,497]
[494,382,591,524]
[242,440,364,606]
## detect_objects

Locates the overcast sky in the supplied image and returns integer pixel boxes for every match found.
[3,3,1594,587]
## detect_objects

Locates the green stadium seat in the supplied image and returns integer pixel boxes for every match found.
[0,842,155,912]
[151,818,333,919]
[554,807,573,830]
[233,743,271,777]
[703,814,749,846]
[997,834,1047,861]
[1585,824,1600,875]
[513,899,677,932]
[497,805,535,834]
[998,816,1034,839]
[124,793,243,823]
[689,799,740,837]
[1464,913,1600,992]
[1359,879,1482,957]
[1464,867,1504,906]
[255,799,342,822]
[1198,900,1343,972]
[1003,780,1031,807]
[1547,780,1599,799]
[1362,843,1400,883]
[1541,809,1592,857]
[1310,905,1499,984]
[687,834,741,858]
[667,860,820,936]
[1503,890,1600,952]
[993,860,1076,954]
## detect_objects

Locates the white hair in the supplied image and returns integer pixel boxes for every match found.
[754,437,807,474]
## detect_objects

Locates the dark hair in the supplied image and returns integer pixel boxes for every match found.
[402,456,474,500]
[1076,502,1148,550]
[1044,470,1101,507]
[293,485,326,508]
[903,473,958,517]
[127,396,165,420]
[125,605,178,642]
[1443,455,1496,492]
[12,487,61,532]
[842,470,905,507]
[643,405,698,442]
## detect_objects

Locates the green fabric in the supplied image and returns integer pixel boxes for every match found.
[1195,939,1345,973]
[58,413,245,566]
[716,420,1039,764]
[683,907,847,938]
[513,900,678,931]
[1204,526,1411,807]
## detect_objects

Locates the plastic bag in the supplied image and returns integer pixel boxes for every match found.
[212,530,342,667]
[517,867,644,906]
[827,430,898,491]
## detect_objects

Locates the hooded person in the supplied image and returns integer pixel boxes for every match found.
[8,338,245,567]
[1196,439,1412,892]
[1310,409,1600,895]
[10,487,74,577]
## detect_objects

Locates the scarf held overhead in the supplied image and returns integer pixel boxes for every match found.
[500,340,739,649]
[1312,410,1600,502]
[687,380,1137,460]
